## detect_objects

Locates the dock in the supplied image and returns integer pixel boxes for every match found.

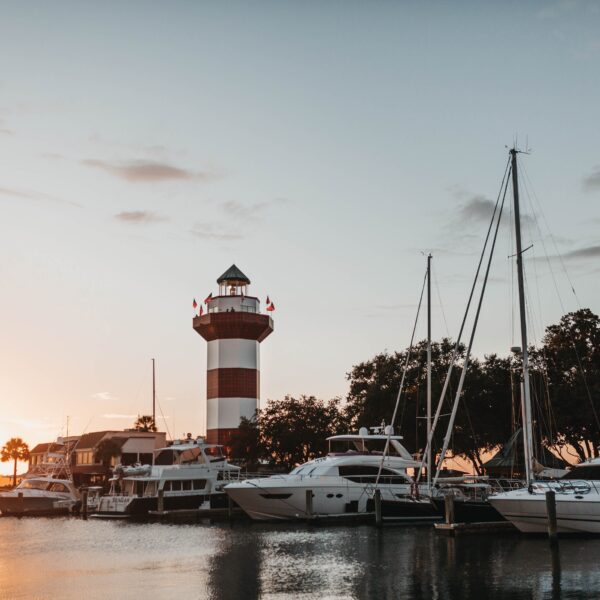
[434,521,517,536]
[148,507,246,523]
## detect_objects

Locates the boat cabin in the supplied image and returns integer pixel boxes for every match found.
[327,432,415,461]
[153,438,227,466]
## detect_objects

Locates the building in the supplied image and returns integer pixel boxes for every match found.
[193,265,273,447]
[71,430,166,486]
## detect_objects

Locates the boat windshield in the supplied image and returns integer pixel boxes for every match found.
[17,480,50,490]
[329,439,402,456]
[204,446,225,461]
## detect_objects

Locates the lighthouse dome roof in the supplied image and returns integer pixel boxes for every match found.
[217,264,250,285]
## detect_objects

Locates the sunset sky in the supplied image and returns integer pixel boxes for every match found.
[1,1,599,473]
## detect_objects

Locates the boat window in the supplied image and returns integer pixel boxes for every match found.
[154,450,175,465]
[18,480,49,490]
[562,466,600,481]
[144,482,157,496]
[182,480,192,491]
[338,465,406,484]
[193,480,207,490]
[48,482,69,493]
[168,480,182,492]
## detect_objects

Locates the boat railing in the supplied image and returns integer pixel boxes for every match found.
[437,478,525,502]
[531,479,600,495]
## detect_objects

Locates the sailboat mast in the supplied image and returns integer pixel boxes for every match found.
[510,148,534,485]
[426,253,432,489]
[152,358,156,425]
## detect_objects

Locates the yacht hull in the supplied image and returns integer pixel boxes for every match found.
[430,497,504,523]
[0,496,74,517]
[490,490,600,533]
[94,491,229,519]
[225,479,426,521]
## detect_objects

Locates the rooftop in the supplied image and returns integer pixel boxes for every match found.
[217,264,250,285]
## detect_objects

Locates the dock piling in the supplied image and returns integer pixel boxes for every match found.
[374,489,382,527]
[545,490,558,542]
[81,489,88,520]
[444,494,455,525]
[157,488,164,514]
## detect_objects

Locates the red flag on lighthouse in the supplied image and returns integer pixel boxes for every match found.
[266,296,270,305]
[193,298,198,309]
[199,305,204,316]
[266,302,275,312]
[204,293,213,304]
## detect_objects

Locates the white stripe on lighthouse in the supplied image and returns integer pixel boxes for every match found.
[207,397,258,430]
[207,339,259,371]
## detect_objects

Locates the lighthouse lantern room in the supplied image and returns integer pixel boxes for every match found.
[193,265,273,447]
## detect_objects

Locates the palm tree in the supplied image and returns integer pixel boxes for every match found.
[1,438,30,488]
[134,415,157,432]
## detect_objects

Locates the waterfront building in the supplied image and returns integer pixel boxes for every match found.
[193,265,273,447]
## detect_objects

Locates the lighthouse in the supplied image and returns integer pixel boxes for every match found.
[193,265,273,446]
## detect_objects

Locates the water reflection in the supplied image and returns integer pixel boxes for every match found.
[1,518,600,599]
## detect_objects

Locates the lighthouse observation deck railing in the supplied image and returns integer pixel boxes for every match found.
[208,305,259,314]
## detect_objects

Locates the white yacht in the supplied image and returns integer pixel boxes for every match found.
[490,459,600,533]
[224,429,438,521]
[0,476,79,516]
[93,436,241,518]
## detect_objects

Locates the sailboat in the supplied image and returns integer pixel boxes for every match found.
[488,149,600,533]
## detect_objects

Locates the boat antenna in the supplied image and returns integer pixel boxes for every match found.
[510,148,535,486]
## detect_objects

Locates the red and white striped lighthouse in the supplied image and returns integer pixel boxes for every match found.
[193,265,273,446]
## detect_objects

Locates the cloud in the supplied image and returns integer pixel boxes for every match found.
[114,210,168,224]
[82,159,210,182]
[190,222,244,241]
[583,167,600,191]
[0,128,13,135]
[91,392,117,402]
[0,186,80,207]
[0,417,60,431]
[562,245,600,260]
[456,195,496,223]
[101,413,139,420]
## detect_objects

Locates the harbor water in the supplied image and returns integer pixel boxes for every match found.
[1,518,598,599]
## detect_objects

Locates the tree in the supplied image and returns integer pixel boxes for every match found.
[1,438,30,487]
[258,395,349,470]
[94,439,123,466]
[535,308,600,461]
[134,415,157,432]
[228,416,262,467]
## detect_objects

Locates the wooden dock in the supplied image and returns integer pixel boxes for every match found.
[434,521,517,536]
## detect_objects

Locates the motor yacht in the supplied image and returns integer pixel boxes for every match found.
[0,476,79,516]
[224,429,438,521]
[93,436,241,518]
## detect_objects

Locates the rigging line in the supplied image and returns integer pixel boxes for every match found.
[520,168,600,433]
[374,266,427,489]
[155,395,172,440]
[416,156,512,484]
[432,263,451,338]
[520,160,582,306]
[433,163,510,486]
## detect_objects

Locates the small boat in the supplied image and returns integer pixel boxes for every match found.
[92,436,241,519]
[0,476,80,516]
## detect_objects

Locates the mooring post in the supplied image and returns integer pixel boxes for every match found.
[18,492,24,513]
[305,489,313,522]
[81,489,88,520]
[445,494,455,525]
[546,490,557,542]
[157,488,164,514]
[374,489,382,527]
[227,494,233,520]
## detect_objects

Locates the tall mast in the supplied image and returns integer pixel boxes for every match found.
[426,253,432,490]
[510,148,534,485]
[152,358,156,425]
